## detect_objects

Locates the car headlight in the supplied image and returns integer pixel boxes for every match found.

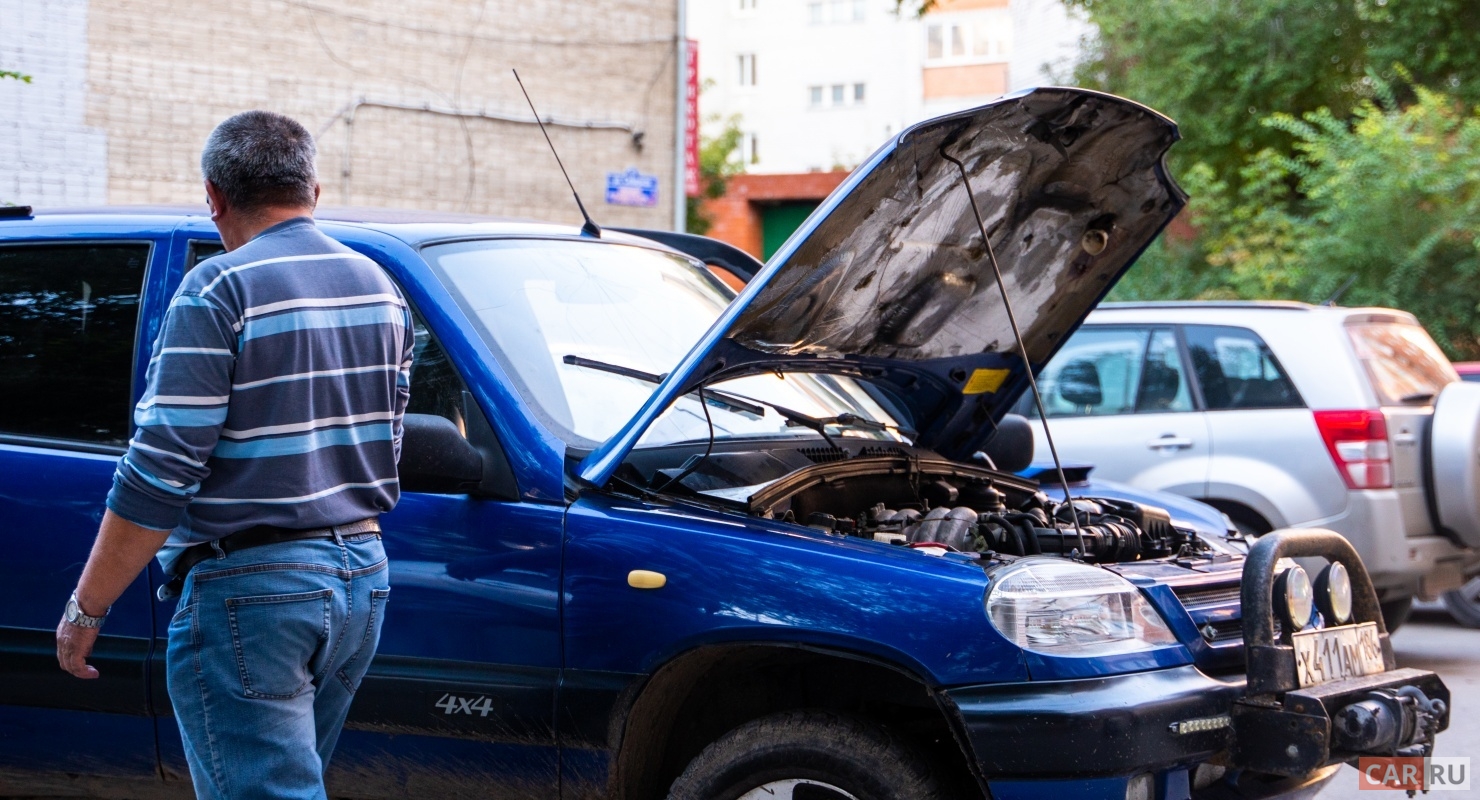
[1274,565,1315,632]
[1314,562,1353,625]
[985,559,1178,656]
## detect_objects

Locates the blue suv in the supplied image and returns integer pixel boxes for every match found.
[0,89,1449,800]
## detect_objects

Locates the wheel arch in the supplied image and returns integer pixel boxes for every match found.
[605,642,986,800]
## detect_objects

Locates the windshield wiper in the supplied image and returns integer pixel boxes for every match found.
[562,355,765,416]
[809,412,917,440]
[562,354,846,447]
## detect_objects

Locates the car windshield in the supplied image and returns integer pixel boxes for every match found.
[424,238,903,449]
[1345,321,1458,405]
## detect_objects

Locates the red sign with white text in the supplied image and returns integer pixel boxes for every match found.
[684,39,700,197]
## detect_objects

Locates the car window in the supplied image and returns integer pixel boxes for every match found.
[1184,325,1302,410]
[188,240,226,269]
[406,312,468,431]
[1135,328,1193,413]
[0,243,149,446]
[1030,327,1150,417]
[1345,321,1457,405]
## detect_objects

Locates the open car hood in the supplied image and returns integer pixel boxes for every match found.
[579,88,1184,486]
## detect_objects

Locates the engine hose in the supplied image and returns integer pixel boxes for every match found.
[1018,518,1042,555]
[986,514,1027,556]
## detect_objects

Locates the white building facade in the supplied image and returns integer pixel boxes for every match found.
[690,0,1091,175]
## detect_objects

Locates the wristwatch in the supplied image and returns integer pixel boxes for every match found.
[64,591,109,629]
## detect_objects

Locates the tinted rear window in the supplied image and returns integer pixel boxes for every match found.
[0,243,148,446]
[1345,321,1457,405]
[1184,325,1302,410]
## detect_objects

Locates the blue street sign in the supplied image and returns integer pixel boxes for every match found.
[605,168,660,208]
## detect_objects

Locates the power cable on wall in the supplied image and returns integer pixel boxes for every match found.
[286,0,673,48]
[313,99,644,208]
[297,0,656,213]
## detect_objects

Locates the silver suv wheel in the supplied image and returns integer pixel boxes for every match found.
[1442,577,1480,628]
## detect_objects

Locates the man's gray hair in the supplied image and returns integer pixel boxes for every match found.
[201,111,318,213]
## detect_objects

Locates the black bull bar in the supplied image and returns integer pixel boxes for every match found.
[1231,530,1451,777]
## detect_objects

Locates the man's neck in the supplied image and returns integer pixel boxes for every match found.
[218,207,313,251]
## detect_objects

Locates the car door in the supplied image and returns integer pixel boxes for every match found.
[142,240,565,799]
[1186,324,1337,529]
[1024,325,1211,497]
[0,236,166,785]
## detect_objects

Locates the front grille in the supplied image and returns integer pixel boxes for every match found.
[1173,583,1242,612]
[1196,617,1281,644]
[1199,619,1244,644]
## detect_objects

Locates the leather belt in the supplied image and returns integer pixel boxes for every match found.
[172,518,381,579]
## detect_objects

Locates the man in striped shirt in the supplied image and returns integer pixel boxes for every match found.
[56,111,413,800]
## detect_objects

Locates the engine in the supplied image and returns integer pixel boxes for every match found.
[735,452,1205,564]
[860,495,1185,562]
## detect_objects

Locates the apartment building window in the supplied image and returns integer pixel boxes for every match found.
[735,0,758,12]
[809,83,866,108]
[809,0,864,24]
[925,10,1012,64]
[748,133,760,165]
[737,53,757,87]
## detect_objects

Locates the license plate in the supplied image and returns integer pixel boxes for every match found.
[1292,621,1385,688]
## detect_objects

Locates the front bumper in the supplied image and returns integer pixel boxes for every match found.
[943,665,1241,779]
[943,531,1451,799]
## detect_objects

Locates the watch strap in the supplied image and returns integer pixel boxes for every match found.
[65,591,109,629]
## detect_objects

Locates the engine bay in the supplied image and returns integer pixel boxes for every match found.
[619,440,1216,564]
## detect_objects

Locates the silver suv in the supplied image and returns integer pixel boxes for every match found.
[1019,301,1480,628]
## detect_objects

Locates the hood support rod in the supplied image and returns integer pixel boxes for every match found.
[943,150,1086,557]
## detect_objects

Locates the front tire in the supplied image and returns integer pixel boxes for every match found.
[667,710,945,800]
[1442,577,1480,628]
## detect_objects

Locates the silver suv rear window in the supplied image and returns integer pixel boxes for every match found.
[1345,321,1458,405]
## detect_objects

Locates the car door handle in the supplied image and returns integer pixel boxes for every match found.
[1147,435,1194,450]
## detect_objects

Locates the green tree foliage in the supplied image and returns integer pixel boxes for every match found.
[1122,85,1480,358]
[1068,0,1480,185]
[685,113,746,235]
[0,70,30,83]
[1067,0,1369,184]
[1075,0,1480,357]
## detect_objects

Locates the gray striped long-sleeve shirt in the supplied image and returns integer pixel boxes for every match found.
[107,217,414,567]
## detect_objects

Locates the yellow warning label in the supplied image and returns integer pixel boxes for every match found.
[962,368,1010,395]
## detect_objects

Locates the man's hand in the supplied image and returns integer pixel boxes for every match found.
[56,617,101,679]
[54,510,171,679]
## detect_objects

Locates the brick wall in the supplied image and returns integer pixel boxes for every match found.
[0,0,109,206]
[700,171,850,258]
[3,0,680,227]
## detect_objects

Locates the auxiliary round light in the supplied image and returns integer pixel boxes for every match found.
[1273,566,1314,632]
[1314,562,1354,625]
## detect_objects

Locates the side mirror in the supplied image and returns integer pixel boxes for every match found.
[983,413,1035,473]
[399,413,482,494]
[1056,360,1103,407]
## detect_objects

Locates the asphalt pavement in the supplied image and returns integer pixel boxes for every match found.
[1315,608,1478,798]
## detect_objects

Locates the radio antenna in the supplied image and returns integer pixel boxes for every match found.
[513,69,601,238]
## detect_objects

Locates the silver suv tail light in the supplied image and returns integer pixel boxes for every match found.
[1313,409,1393,490]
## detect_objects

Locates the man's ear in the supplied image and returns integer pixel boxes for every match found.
[312,183,321,209]
[204,180,228,221]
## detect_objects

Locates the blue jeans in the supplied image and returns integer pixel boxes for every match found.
[167,533,390,800]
